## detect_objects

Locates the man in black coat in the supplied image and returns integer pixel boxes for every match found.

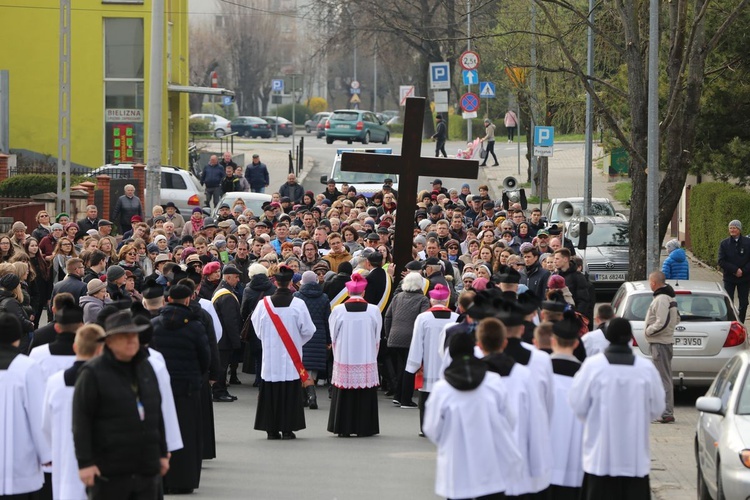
[521,246,550,302]
[150,284,210,495]
[76,205,100,240]
[50,258,87,303]
[279,173,305,204]
[73,310,168,499]
[554,248,594,328]
[210,266,243,402]
[718,219,750,322]
[244,154,270,193]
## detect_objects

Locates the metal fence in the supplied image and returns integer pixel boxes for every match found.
[9,164,90,177]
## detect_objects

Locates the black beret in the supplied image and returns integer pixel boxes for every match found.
[495,300,526,327]
[168,284,192,300]
[222,265,242,276]
[142,287,164,300]
[365,233,380,241]
[367,252,384,266]
[423,257,441,267]
[405,260,423,271]
[56,304,84,326]
[496,268,521,284]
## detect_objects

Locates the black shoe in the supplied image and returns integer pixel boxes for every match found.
[400,401,418,409]
[479,163,487,167]
[493,163,499,166]
[418,432,426,438]
[305,385,318,410]
[226,392,238,401]
[384,390,395,397]
[267,432,281,440]
[338,433,351,438]
[213,394,234,403]
[392,399,401,406]
[281,432,296,440]
[165,488,194,494]
[229,376,242,385]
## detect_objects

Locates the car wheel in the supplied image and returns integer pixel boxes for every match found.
[305,125,311,133]
[215,129,225,138]
[716,459,726,500]
[362,132,370,145]
[326,137,334,144]
[243,131,251,138]
[382,132,389,145]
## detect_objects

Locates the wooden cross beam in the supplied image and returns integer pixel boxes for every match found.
[340,97,480,277]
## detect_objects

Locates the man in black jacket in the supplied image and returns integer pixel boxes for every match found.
[279,173,305,204]
[73,310,168,499]
[50,258,87,303]
[150,284,210,495]
[210,266,243,402]
[718,219,750,322]
[554,248,594,328]
[431,114,447,157]
[521,246,550,302]
[82,251,107,284]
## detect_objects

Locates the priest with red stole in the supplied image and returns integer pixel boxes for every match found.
[327,273,382,437]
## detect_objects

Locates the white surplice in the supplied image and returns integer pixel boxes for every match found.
[0,354,51,495]
[423,372,521,499]
[405,308,458,392]
[148,348,183,452]
[328,300,382,389]
[569,353,666,478]
[42,370,85,500]
[550,357,585,488]
[521,342,555,419]
[199,298,223,343]
[503,363,552,496]
[252,296,315,382]
[29,344,76,381]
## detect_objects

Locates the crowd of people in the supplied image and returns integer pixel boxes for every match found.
[0,164,689,500]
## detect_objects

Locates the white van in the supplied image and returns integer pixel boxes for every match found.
[319,148,399,198]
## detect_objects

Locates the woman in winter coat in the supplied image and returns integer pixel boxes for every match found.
[293,271,331,409]
[240,263,277,383]
[117,243,145,292]
[24,238,51,328]
[384,273,430,404]
[662,239,689,280]
[0,270,34,351]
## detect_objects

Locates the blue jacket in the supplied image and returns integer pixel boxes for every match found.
[200,163,224,188]
[294,283,330,372]
[662,248,689,280]
[244,161,269,188]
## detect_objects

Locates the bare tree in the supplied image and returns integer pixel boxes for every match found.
[188,26,227,113]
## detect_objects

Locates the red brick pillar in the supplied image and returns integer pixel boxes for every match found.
[97,175,111,221]
[80,181,96,207]
[0,154,8,183]
[132,163,146,210]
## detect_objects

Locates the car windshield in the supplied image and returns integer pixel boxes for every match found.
[572,223,629,247]
[622,293,736,322]
[331,112,359,121]
[737,368,750,415]
[332,159,398,184]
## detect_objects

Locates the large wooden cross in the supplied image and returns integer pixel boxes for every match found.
[341,97,480,277]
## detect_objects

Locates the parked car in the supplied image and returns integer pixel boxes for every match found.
[386,116,401,126]
[545,196,618,222]
[324,109,390,145]
[316,116,329,138]
[210,192,272,219]
[87,164,204,218]
[262,116,293,137]
[695,351,750,500]
[189,113,231,138]
[568,215,630,297]
[230,116,273,139]
[611,280,748,386]
[381,110,400,120]
[305,112,330,133]
[320,148,398,198]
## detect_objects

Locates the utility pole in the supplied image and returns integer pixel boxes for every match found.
[583,0,594,216]
[466,0,472,142]
[57,0,71,214]
[646,0,660,273]
[529,0,538,196]
[373,45,378,112]
[145,0,164,212]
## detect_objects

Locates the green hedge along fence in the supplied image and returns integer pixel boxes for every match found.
[0,174,87,199]
[689,182,750,267]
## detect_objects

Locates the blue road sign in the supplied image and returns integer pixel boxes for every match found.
[350,88,361,94]
[430,62,450,89]
[462,69,478,86]
[222,96,233,106]
[272,79,284,92]
[534,126,555,147]
[479,82,496,98]
[460,93,480,113]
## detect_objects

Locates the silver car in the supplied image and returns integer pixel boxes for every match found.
[695,351,750,499]
[612,280,748,386]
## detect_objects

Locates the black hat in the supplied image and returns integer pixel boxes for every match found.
[547,224,562,235]
[495,268,521,284]
[405,260,423,271]
[553,317,581,340]
[466,289,504,320]
[516,290,540,315]
[448,332,475,358]
[471,195,482,202]
[0,313,22,344]
[365,233,380,241]
[165,202,177,209]
[56,304,84,327]
[429,205,442,214]
[605,317,633,346]
[203,217,218,229]
[218,203,230,210]
[275,265,295,283]
[367,252,384,266]
[222,265,242,276]
[104,310,150,336]
[168,284,193,300]
[255,221,268,228]
[0,274,19,290]
[280,196,291,203]
[142,287,164,300]
[367,207,379,217]
[98,219,113,227]
[376,226,390,235]
[483,201,495,210]
[423,257,441,267]
[541,294,568,313]
[494,300,526,327]
[432,179,443,185]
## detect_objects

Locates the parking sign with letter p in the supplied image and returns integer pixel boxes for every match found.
[430,62,450,89]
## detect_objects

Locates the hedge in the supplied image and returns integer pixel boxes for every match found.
[689,182,750,266]
[0,174,87,198]
[275,103,313,125]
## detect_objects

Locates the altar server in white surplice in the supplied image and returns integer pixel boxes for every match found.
[424,333,521,500]
[29,305,83,380]
[477,316,552,500]
[42,324,105,500]
[569,317,665,500]
[0,313,51,497]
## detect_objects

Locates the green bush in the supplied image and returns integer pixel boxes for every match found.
[387,123,404,135]
[276,103,313,125]
[0,174,62,198]
[189,117,212,135]
[448,117,485,141]
[689,182,750,266]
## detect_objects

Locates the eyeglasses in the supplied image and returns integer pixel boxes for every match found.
[39,214,49,218]
[126,251,137,256]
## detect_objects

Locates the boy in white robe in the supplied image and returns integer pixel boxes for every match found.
[477,316,552,499]
[0,313,51,497]
[404,284,459,433]
[42,324,105,500]
[548,317,585,499]
[424,333,521,500]
[581,304,615,357]
[569,317,665,499]
[29,305,82,380]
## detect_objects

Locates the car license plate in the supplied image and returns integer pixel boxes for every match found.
[675,337,703,346]
[593,272,626,281]
[336,124,349,129]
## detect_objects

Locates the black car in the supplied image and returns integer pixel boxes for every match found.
[230,116,273,139]
[262,116,293,137]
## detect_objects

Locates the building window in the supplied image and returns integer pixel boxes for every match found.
[104,18,145,164]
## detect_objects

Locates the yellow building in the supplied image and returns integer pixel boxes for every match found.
[0,0,190,169]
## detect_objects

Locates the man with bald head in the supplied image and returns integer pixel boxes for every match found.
[279,173,305,204]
